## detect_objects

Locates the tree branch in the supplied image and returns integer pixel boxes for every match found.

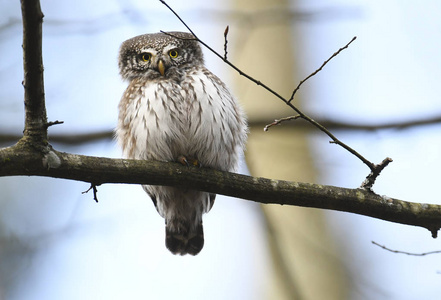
[21,0,48,145]
[1,144,440,238]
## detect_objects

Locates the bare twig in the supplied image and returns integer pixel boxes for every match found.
[264,115,302,131]
[45,120,64,128]
[223,25,229,60]
[372,241,441,256]
[288,36,357,103]
[82,183,99,203]
[159,1,390,190]
[361,157,393,191]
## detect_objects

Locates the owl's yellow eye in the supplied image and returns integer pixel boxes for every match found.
[169,50,179,58]
[141,53,151,62]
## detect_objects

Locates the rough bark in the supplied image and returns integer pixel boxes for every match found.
[1,143,440,237]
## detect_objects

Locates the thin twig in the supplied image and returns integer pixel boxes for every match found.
[264,115,302,131]
[223,25,229,60]
[288,36,357,103]
[45,120,64,128]
[372,241,441,256]
[361,157,393,191]
[82,183,99,203]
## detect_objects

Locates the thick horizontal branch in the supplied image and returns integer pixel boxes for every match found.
[1,142,441,238]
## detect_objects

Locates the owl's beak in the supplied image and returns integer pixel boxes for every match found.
[158,59,165,76]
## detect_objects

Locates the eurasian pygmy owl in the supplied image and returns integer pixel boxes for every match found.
[116,32,247,255]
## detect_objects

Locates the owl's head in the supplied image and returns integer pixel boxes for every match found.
[118,31,204,81]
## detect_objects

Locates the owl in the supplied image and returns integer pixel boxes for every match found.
[116,32,247,255]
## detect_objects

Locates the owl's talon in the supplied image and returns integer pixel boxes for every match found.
[177,156,199,167]
[178,155,189,166]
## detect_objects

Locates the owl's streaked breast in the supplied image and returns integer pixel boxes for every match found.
[117,67,246,172]
[117,77,184,162]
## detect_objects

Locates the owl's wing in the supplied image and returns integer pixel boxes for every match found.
[185,67,247,172]
[208,193,216,211]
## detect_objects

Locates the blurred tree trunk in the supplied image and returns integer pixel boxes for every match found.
[230,0,349,298]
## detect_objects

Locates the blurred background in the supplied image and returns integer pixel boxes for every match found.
[1,0,441,299]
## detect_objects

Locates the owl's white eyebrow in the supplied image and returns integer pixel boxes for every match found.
[163,45,179,52]
[139,48,157,54]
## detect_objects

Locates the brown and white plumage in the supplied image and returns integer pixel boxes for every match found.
[116,32,247,255]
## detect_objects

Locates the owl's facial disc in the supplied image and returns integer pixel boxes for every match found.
[158,59,165,76]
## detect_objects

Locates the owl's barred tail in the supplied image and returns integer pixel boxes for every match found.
[165,222,204,256]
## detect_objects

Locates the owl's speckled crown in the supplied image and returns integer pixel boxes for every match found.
[122,32,197,51]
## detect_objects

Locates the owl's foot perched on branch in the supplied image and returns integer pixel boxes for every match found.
[177,155,200,167]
